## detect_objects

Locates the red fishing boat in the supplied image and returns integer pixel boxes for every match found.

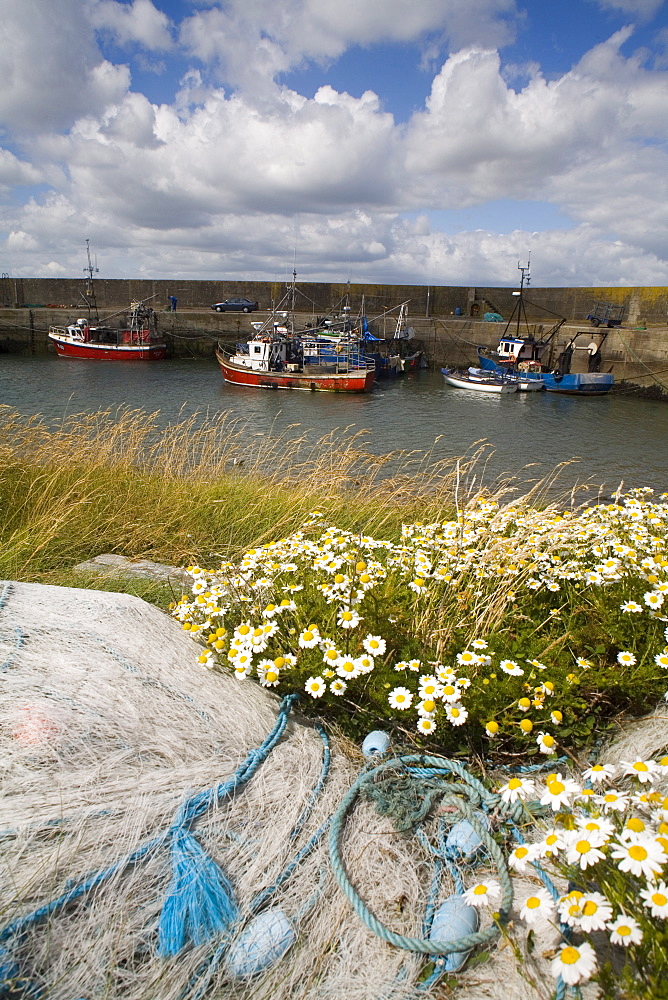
[48,240,167,361]
[215,270,375,392]
[215,335,375,392]
[48,306,167,361]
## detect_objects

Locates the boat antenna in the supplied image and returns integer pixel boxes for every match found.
[514,258,530,339]
[83,238,99,321]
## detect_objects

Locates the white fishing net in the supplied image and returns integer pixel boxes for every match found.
[0,581,601,1000]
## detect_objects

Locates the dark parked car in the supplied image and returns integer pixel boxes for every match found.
[211,297,259,313]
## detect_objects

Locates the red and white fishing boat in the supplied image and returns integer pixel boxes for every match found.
[215,270,375,392]
[216,334,375,392]
[48,241,167,361]
[49,301,166,361]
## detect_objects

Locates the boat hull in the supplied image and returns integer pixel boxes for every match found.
[541,372,614,395]
[217,352,375,392]
[442,369,517,393]
[49,334,167,361]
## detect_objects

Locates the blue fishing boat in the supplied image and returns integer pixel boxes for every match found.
[476,261,614,396]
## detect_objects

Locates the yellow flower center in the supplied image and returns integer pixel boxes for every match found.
[560,947,580,965]
[342,612,353,621]
[634,762,649,772]
[629,845,648,861]
[515,847,529,858]
[576,840,592,854]
[519,698,531,709]
[486,721,499,733]
[520,719,533,733]
[652,893,667,906]
[265,671,278,683]
[473,885,488,896]
[526,896,541,909]
[238,625,250,635]
[508,778,522,790]
[548,780,565,795]
[617,925,631,937]
[543,735,556,747]
[334,574,345,583]
[582,901,598,916]
[423,700,436,713]
[356,561,367,572]
[626,818,645,833]
[303,631,314,641]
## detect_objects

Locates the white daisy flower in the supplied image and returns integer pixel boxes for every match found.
[608,915,643,947]
[540,774,581,811]
[337,607,361,629]
[445,703,468,726]
[582,762,616,784]
[611,835,667,879]
[655,652,668,669]
[462,880,501,908]
[617,650,637,666]
[519,889,555,925]
[388,687,413,710]
[597,789,630,813]
[407,659,421,672]
[363,634,386,656]
[471,638,488,650]
[330,679,347,696]
[645,591,664,609]
[418,676,443,699]
[640,881,668,918]
[456,650,480,667]
[440,683,462,703]
[576,816,615,838]
[578,892,613,932]
[565,830,607,870]
[336,658,360,680]
[536,731,558,754]
[500,659,524,676]
[355,654,375,674]
[304,676,326,699]
[550,942,597,986]
[508,843,539,872]
[298,627,321,649]
[620,601,643,613]
[622,759,661,783]
[417,717,436,734]
[497,776,536,804]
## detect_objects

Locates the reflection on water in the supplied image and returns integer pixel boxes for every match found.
[1,354,667,498]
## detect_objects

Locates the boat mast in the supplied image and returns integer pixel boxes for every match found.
[83,238,99,322]
[515,258,530,339]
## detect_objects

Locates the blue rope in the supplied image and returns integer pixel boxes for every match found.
[179,724,332,1000]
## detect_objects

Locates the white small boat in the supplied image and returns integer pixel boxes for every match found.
[442,369,517,393]
[468,367,543,391]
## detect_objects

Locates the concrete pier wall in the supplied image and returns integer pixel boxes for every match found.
[1,276,667,324]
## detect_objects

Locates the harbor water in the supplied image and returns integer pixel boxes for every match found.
[1,354,667,499]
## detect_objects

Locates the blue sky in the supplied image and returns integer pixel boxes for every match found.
[1,0,667,286]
